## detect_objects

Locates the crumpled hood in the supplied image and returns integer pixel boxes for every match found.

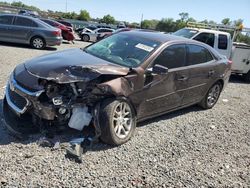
[24,48,129,83]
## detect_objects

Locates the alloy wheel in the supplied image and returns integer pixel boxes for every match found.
[112,102,132,139]
[207,84,221,107]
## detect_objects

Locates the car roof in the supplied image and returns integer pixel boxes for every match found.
[1,13,38,20]
[124,30,194,43]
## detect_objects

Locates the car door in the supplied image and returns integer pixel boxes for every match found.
[10,16,37,43]
[182,44,216,105]
[138,44,189,118]
[0,15,14,42]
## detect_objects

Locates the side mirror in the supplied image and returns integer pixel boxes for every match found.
[148,64,168,74]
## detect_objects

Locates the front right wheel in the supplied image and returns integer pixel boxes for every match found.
[99,99,136,145]
[199,82,222,109]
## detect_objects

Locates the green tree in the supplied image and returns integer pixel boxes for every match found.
[175,19,186,30]
[179,12,189,22]
[208,20,217,25]
[78,10,90,21]
[236,33,250,44]
[221,18,231,25]
[200,19,208,24]
[156,18,176,32]
[233,19,243,27]
[187,17,196,22]
[10,1,40,11]
[141,19,159,29]
[11,1,24,7]
[62,12,78,19]
[101,14,115,24]
[129,22,140,28]
[141,20,151,29]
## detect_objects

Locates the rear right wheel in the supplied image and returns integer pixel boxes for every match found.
[199,82,222,109]
[31,36,45,49]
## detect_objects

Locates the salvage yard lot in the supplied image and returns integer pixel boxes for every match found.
[0,41,249,187]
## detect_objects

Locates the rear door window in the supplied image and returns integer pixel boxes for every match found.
[14,17,38,27]
[187,44,214,65]
[218,34,228,49]
[0,15,14,25]
[154,44,186,69]
[193,32,215,47]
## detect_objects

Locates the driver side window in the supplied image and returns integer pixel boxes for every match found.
[154,44,186,69]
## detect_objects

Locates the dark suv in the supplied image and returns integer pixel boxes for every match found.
[0,14,62,49]
[3,31,231,145]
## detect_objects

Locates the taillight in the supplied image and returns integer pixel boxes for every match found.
[52,30,61,36]
[228,60,232,69]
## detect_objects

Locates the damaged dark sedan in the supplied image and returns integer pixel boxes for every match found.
[3,31,231,145]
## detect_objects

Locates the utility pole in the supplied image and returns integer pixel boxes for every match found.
[140,14,143,28]
[65,0,68,13]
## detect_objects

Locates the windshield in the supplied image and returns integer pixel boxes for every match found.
[173,28,198,39]
[85,33,160,68]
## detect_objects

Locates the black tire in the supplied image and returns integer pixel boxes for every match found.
[99,98,136,146]
[30,36,46,49]
[81,34,90,42]
[199,82,222,109]
[243,71,250,83]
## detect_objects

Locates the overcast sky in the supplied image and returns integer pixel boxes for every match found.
[4,0,250,27]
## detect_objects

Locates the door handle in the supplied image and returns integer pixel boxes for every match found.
[177,76,188,81]
[208,70,215,76]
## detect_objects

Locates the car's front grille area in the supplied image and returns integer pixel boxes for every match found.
[8,86,27,110]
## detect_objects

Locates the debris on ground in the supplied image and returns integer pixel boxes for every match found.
[65,137,92,163]
[222,99,229,103]
[52,141,60,150]
[37,137,53,148]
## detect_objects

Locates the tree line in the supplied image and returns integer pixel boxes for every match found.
[1,1,249,44]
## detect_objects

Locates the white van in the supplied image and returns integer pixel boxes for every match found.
[173,28,232,59]
[231,43,250,81]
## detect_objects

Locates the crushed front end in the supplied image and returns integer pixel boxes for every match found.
[2,63,112,137]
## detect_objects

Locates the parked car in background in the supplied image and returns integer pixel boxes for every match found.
[0,14,62,49]
[80,28,114,42]
[75,25,97,36]
[18,10,40,18]
[40,18,75,42]
[56,20,74,32]
[97,25,112,29]
[3,31,231,145]
[97,28,132,41]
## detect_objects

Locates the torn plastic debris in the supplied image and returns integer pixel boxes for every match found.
[66,137,92,163]
[37,137,53,147]
[68,106,92,131]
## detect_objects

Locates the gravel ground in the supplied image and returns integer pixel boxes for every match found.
[0,41,249,187]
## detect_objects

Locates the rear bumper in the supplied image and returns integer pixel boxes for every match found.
[46,37,63,46]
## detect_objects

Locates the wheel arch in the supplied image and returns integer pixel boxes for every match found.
[216,79,224,89]
[100,95,138,118]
